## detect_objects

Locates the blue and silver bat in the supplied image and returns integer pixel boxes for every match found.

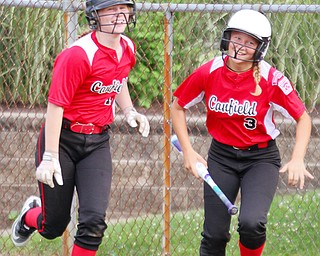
[171,134,238,215]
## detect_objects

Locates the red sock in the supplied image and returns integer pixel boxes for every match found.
[71,244,97,256]
[239,241,265,256]
[24,207,41,229]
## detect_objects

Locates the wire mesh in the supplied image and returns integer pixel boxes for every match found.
[0,1,319,256]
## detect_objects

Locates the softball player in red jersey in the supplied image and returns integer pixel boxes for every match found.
[171,10,314,256]
[11,0,149,255]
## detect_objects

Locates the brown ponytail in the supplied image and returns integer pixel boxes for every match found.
[251,63,262,96]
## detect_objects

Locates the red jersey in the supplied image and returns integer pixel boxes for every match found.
[48,31,136,126]
[173,56,306,147]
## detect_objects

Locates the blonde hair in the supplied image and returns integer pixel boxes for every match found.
[78,30,92,39]
[251,63,262,96]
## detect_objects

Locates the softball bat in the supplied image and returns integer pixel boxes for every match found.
[171,134,238,215]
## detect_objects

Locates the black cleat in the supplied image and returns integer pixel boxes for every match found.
[11,196,41,247]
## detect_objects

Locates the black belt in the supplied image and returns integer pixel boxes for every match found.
[62,119,109,135]
[213,139,276,151]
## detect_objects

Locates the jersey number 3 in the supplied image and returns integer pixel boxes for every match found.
[244,117,257,130]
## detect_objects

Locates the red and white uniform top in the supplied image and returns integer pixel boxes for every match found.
[174,55,306,148]
[48,31,136,127]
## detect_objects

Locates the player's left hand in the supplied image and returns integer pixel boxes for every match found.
[36,151,63,188]
[124,108,150,137]
[280,159,314,189]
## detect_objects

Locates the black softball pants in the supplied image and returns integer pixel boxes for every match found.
[35,126,112,251]
[200,139,281,256]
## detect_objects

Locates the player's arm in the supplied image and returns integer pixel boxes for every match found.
[115,79,134,111]
[45,102,64,153]
[35,102,64,188]
[280,111,314,189]
[171,98,206,178]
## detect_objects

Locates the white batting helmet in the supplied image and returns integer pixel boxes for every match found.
[220,9,272,62]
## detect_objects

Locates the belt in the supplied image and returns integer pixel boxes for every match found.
[62,119,109,135]
[214,139,276,151]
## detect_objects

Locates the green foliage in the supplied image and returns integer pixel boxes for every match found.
[268,10,320,111]
[171,11,227,89]
[126,12,165,108]
[0,6,64,107]
[0,1,319,109]
[126,9,227,108]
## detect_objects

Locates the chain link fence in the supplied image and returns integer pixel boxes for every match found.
[1,1,319,255]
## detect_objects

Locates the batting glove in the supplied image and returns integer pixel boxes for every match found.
[124,107,150,137]
[36,151,63,188]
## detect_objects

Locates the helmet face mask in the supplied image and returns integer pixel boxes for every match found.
[220,10,271,62]
[86,0,136,34]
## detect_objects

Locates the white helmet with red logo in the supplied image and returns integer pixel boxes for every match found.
[220,9,271,62]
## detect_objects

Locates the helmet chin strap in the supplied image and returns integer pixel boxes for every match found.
[97,13,131,34]
[222,52,255,73]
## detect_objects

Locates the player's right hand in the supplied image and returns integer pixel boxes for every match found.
[36,151,63,188]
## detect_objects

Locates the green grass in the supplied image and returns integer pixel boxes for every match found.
[1,190,319,255]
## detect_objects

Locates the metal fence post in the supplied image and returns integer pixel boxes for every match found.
[61,0,79,255]
[62,191,78,256]
[62,0,79,46]
[163,6,174,256]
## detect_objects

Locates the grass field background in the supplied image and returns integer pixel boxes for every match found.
[1,190,319,255]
